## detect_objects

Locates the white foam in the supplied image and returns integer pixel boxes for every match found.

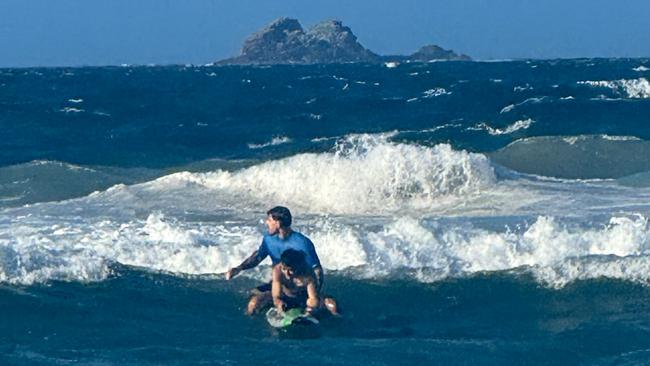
[59,107,84,113]
[0,212,263,285]
[578,78,650,99]
[471,119,534,135]
[345,214,650,288]
[418,123,463,133]
[521,97,548,104]
[3,179,650,288]
[633,66,649,72]
[310,136,338,143]
[384,62,399,68]
[560,134,640,144]
[562,136,579,145]
[499,97,548,114]
[28,160,97,172]
[500,104,515,114]
[67,98,83,104]
[423,88,451,98]
[600,135,641,141]
[5,132,650,287]
[197,134,496,214]
[514,84,532,92]
[247,136,292,149]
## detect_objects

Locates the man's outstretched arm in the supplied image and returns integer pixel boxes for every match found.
[225,250,264,280]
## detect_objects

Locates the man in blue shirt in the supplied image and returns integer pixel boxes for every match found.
[226,206,338,315]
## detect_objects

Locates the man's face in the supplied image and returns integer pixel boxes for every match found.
[280,263,294,278]
[265,215,280,235]
[280,263,305,284]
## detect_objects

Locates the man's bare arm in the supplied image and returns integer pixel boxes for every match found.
[225,250,263,280]
[305,279,319,312]
[271,266,285,311]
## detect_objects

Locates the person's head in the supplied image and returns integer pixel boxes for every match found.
[265,206,292,234]
[279,249,309,278]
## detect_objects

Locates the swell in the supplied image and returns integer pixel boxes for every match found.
[0,159,257,208]
[489,135,650,179]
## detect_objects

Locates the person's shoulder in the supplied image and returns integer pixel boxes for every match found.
[272,264,282,278]
[291,231,312,242]
[262,233,281,248]
[263,233,279,241]
[299,232,316,248]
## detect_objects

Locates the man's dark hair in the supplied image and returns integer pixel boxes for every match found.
[280,249,309,276]
[267,206,292,228]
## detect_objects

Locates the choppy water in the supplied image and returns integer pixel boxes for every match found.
[2,59,650,365]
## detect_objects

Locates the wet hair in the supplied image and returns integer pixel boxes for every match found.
[280,249,309,277]
[267,206,292,228]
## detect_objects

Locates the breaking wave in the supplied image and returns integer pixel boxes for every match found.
[2,211,650,289]
[578,78,650,99]
[161,134,496,214]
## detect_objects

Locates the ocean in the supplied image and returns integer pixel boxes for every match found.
[1,59,650,365]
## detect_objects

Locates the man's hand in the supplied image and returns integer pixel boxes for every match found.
[226,251,262,280]
[304,306,315,316]
[225,266,241,280]
[274,299,286,313]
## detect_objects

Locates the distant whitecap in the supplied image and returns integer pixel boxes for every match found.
[578,78,650,98]
[59,107,84,113]
[471,118,535,135]
[247,136,292,149]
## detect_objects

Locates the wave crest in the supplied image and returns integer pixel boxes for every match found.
[578,78,650,99]
[4,213,650,288]
[185,134,496,214]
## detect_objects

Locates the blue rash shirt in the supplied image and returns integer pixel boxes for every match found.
[256,231,321,268]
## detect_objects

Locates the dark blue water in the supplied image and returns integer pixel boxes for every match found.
[2,59,649,168]
[2,59,650,365]
[3,269,650,365]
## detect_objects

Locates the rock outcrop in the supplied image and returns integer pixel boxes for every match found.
[217,18,379,65]
[217,18,470,65]
[409,45,471,62]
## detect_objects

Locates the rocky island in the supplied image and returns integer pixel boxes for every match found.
[216,18,470,65]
